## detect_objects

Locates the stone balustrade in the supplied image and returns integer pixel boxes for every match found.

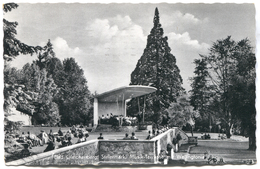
[6,127,189,165]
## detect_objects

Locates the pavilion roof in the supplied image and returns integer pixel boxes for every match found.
[95,85,157,102]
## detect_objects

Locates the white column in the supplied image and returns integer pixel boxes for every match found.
[124,100,127,117]
[94,98,98,125]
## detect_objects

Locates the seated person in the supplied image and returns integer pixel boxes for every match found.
[48,129,54,142]
[58,128,63,136]
[67,137,73,146]
[65,131,73,140]
[130,132,138,140]
[20,144,31,158]
[97,133,104,139]
[123,133,130,140]
[100,115,105,124]
[77,133,86,143]
[105,114,110,119]
[101,115,105,119]
[20,132,26,141]
[71,125,76,132]
[61,139,68,147]
[27,132,41,147]
[84,131,89,138]
[44,139,55,152]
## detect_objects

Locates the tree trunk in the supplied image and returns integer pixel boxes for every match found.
[248,133,256,151]
[191,125,193,137]
[226,124,231,138]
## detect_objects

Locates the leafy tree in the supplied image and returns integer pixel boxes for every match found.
[128,8,184,123]
[3,65,32,133]
[55,58,92,125]
[20,63,60,126]
[3,4,42,159]
[192,36,256,149]
[198,36,239,138]
[227,39,256,150]
[165,95,198,134]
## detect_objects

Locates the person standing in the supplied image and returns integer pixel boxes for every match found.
[146,130,152,140]
[40,130,49,145]
[98,133,104,139]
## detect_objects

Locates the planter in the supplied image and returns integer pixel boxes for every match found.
[163,158,168,165]
[171,149,174,160]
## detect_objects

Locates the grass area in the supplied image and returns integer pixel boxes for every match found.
[189,140,256,162]
[186,132,249,141]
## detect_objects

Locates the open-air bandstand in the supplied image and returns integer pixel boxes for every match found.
[93,85,157,126]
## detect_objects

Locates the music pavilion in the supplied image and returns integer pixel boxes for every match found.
[93,85,157,125]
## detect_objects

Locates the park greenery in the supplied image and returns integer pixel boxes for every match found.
[3,3,93,133]
[189,36,256,150]
[3,4,256,151]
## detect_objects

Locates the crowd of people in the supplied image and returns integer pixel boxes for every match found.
[201,133,211,139]
[14,124,172,159]
[98,114,138,126]
[120,125,171,141]
[15,125,91,158]
[122,132,138,140]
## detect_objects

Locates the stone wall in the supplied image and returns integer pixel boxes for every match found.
[177,129,189,146]
[99,140,155,164]
[6,140,99,166]
[151,127,189,156]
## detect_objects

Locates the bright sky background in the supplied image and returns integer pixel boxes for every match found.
[3,2,256,94]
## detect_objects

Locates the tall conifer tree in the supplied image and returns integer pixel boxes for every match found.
[128,8,184,123]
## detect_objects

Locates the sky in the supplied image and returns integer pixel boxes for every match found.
[3,2,256,94]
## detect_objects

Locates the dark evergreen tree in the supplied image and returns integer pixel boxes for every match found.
[36,39,55,70]
[189,58,213,130]
[3,3,41,61]
[127,8,184,123]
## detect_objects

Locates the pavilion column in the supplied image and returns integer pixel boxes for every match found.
[94,98,99,125]
[122,93,124,116]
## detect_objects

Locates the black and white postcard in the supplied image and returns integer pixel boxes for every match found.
[2,0,258,167]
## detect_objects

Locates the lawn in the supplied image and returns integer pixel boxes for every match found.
[189,140,256,162]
